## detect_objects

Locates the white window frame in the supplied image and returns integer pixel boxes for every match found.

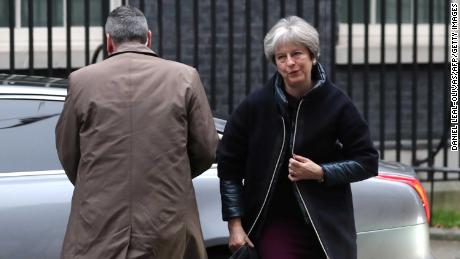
[336,0,448,64]
[0,0,122,70]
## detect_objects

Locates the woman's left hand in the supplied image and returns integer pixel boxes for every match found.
[288,154,324,182]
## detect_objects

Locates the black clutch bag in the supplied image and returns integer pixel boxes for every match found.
[229,244,259,259]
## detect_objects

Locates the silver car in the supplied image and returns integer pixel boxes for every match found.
[0,74,433,259]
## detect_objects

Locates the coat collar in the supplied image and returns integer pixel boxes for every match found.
[273,62,328,117]
[107,42,158,59]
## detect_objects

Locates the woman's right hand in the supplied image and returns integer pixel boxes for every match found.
[228,218,255,252]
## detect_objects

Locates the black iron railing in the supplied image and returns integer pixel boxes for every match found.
[2,0,457,213]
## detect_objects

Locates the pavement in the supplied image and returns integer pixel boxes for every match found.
[430,228,460,259]
[431,240,460,259]
[430,227,460,241]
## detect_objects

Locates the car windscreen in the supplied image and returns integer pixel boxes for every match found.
[0,99,63,173]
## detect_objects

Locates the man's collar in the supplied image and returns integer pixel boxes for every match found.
[112,42,157,56]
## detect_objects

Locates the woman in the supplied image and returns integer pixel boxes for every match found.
[217,16,378,259]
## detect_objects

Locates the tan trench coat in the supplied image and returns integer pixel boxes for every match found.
[55,42,218,259]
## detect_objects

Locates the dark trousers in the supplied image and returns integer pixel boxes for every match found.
[257,216,327,259]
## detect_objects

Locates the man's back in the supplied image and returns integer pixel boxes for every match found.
[56,41,217,259]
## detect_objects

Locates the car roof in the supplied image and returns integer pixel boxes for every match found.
[0,85,67,97]
[0,74,227,133]
[0,74,67,88]
[0,74,68,97]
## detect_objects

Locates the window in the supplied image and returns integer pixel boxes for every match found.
[21,0,63,27]
[375,0,412,23]
[0,0,120,69]
[0,0,102,27]
[0,100,63,173]
[70,0,102,26]
[340,0,366,23]
[337,0,447,64]
[340,0,446,24]
[0,0,9,27]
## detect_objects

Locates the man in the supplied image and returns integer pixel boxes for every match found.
[55,6,218,259]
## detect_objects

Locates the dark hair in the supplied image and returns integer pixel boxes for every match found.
[105,6,148,45]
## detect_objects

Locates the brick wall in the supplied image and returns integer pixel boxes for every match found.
[130,0,334,117]
[128,0,447,141]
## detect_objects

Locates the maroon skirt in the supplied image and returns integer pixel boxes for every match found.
[256,216,327,259]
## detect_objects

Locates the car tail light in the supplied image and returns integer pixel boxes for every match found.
[376,172,431,223]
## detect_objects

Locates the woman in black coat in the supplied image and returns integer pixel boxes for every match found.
[217,16,379,259]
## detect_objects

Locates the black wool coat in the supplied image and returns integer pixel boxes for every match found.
[217,64,379,259]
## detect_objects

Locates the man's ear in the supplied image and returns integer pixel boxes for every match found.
[107,34,116,55]
[146,30,152,48]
